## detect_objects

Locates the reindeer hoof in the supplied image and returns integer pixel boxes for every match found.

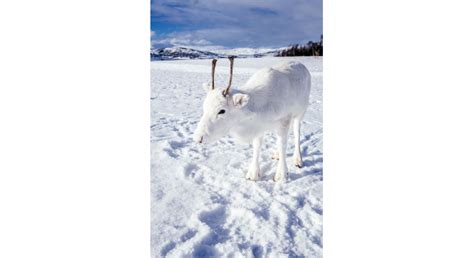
[246,171,259,181]
[294,157,303,168]
[246,176,259,181]
[273,174,287,182]
[271,151,279,160]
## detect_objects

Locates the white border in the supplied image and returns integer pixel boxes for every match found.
[325,0,474,257]
[0,0,150,257]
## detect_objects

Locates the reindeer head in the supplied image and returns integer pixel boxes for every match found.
[193,57,250,144]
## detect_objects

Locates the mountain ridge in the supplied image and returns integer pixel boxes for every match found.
[150,46,279,60]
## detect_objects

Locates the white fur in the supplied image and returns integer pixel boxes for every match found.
[193,61,311,182]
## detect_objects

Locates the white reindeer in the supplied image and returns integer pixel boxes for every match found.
[193,57,311,182]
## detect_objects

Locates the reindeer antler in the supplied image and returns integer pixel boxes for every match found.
[211,59,217,90]
[223,56,235,96]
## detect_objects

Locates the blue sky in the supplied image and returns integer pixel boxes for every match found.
[151,0,322,50]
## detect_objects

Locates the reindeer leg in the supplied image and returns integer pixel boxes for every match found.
[293,115,303,168]
[274,118,290,182]
[246,136,262,181]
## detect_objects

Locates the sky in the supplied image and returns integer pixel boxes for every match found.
[151,0,322,50]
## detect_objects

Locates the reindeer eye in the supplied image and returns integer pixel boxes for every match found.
[218,109,226,115]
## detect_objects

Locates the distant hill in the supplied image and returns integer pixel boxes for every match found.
[150,47,224,60]
[276,36,323,57]
[150,46,281,60]
[151,37,323,60]
[211,47,281,57]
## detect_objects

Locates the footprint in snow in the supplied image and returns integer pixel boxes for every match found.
[192,206,229,257]
[182,163,199,178]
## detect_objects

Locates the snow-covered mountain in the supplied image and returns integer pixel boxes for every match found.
[150,47,225,60]
[211,47,280,57]
[150,46,280,60]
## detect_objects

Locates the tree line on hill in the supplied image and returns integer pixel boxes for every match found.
[277,35,323,57]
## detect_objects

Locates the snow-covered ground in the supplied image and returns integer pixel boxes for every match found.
[151,56,323,257]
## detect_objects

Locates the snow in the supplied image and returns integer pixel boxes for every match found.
[151,56,323,257]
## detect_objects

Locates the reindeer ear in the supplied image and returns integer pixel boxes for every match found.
[232,93,249,108]
[202,82,212,92]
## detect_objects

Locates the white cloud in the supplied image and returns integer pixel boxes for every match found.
[154,34,212,47]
